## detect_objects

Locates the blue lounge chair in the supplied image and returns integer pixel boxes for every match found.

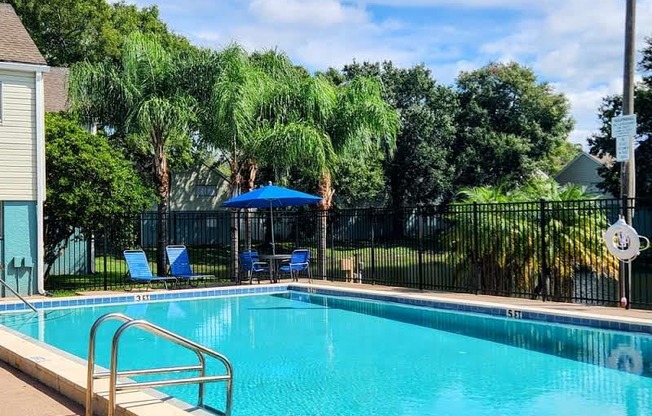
[239,250,268,284]
[279,249,312,283]
[123,250,178,290]
[165,245,214,286]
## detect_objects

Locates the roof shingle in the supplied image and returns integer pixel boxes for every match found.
[0,4,47,65]
[44,67,69,112]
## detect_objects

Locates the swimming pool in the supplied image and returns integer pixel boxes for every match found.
[1,290,651,416]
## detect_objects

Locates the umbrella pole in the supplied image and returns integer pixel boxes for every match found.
[270,201,276,255]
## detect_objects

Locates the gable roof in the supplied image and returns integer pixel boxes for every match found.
[0,4,47,66]
[554,151,603,179]
[44,67,69,112]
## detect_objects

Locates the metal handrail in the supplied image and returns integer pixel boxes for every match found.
[86,313,233,416]
[0,277,38,312]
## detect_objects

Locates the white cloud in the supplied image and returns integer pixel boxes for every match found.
[356,0,549,9]
[149,0,652,147]
[249,0,367,27]
[479,0,652,147]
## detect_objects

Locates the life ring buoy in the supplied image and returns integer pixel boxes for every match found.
[607,345,644,375]
[604,218,641,261]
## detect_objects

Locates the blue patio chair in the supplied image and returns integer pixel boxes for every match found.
[166,245,214,287]
[239,250,268,284]
[279,249,312,283]
[123,250,178,290]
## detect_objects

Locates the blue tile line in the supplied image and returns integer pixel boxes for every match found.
[2,284,649,335]
[287,285,652,335]
[0,285,289,313]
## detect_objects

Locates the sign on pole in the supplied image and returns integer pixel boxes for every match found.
[611,114,637,162]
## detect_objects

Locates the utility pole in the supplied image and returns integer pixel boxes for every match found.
[620,0,636,308]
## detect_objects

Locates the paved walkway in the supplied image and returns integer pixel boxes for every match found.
[0,361,83,416]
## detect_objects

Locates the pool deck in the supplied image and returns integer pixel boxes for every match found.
[0,280,651,415]
[0,360,83,416]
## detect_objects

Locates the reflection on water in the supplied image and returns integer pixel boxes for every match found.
[280,292,652,377]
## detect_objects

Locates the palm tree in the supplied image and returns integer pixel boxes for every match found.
[445,178,618,300]
[197,46,398,279]
[315,77,400,276]
[251,74,399,277]
[69,33,197,275]
[194,45,280,277]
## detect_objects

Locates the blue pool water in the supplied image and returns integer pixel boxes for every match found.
[1,292,651,416]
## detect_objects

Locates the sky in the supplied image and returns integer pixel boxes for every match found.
[127,0,652,148]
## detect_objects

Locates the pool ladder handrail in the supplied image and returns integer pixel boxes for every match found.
[85,312,233,416]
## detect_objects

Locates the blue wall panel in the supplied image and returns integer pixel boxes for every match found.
[2,202,37,296]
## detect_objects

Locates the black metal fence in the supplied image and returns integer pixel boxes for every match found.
[46,198,652,308]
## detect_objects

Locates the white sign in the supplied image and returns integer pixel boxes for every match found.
[612,114,637,162]
[616,136,630,162]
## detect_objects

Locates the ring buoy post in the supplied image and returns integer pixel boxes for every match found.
[604,218,650,262]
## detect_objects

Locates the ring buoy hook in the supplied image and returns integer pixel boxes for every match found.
[604,218,649,262]
[607,345,644,375]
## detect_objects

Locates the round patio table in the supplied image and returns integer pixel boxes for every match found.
[258,254,292,283]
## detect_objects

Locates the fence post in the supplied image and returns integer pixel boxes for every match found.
[621,195,631,309]
[539,199,548,302]
[329,211,335,281]
[88,233,95,274]
[103,228,108,291]
[295,212,300,249]
[418,207,424,291]
[170,211,175,244]
[370,208,376,285]
[473,202,480,295]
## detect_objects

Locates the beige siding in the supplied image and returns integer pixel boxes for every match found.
[0,69,36,200]
[148,164,230,212]
[170,165,229,211]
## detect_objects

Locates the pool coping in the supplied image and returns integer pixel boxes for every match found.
[0,283,289,313]
[0,283,650,333]
[0,282,651,416]
[288,284,652,334]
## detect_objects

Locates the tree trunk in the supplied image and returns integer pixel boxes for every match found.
[156,198,168,276]
[153,135,170,277]
[230,208,239,281]
[317,171,334,279]
[241,160,258,250]
[229,154,243,281]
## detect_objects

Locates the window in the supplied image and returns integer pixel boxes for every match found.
[195,185,217,197]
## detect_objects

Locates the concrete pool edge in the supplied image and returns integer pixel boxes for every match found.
[0,282,649,334]
[0,283,290,312]
[287,283,652,334]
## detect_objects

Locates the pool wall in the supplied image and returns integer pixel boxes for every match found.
[0,283,650,334]
[290,285,652,334]
[0,283,650,416]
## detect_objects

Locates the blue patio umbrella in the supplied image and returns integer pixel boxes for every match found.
[221,182,322,254]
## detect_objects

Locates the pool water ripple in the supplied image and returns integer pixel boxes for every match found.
[0,292,650,416]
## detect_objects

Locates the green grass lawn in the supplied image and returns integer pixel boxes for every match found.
[46,244,459,291]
